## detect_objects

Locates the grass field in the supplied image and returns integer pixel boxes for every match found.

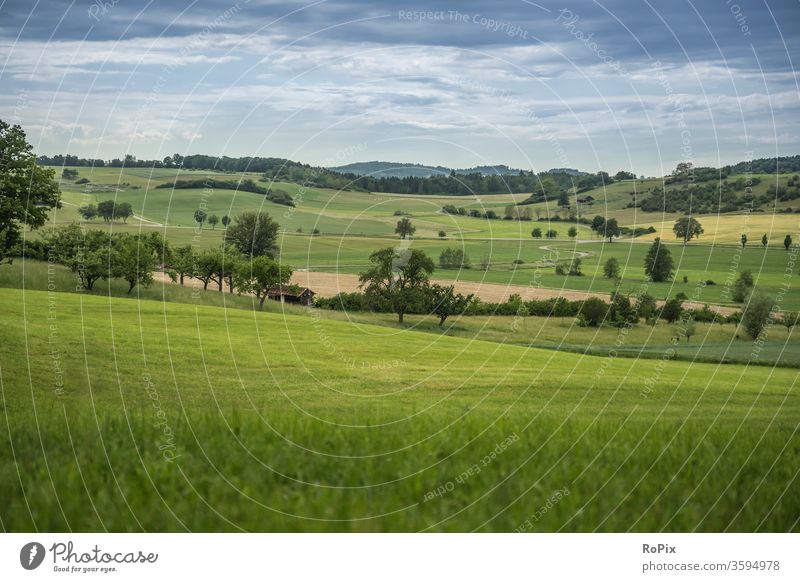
[49,167,800,245]
[1,286,798,531]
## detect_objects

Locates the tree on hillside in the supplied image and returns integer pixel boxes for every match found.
[438,230,446,239]
[568,226,578,239]
[603,257,620,280]
[740,233,748,248]
[742,293,774,339]
[395,217,416,239]
[660,296,684,323]
[784,234,793,250]
[171,245,197,285]
[579,297,608,327]
[738,270,755,287]
[220,246,244,293]
[194,209,207,228]
[359,247,434,323]
[98,200,116,222]
[208,214,219,229]
[234,256,293,309]
[0,120,60,264]
[195,247,224,291]
[644,237,674,282]
[111,234,158,293]
[761,234,768,248]
[45,224,111,290]
[604,218,620,242]
[78,204,98,220]
[557,191,570,207]
[116,202,133,223]
[731,270,754,303]
[673,216,704,244]
[546,229,558,239]
[590,215,606,238]
[225,211,279,258]
[531,227,542,239]
[221,215,231,228]
[427,284,473,327]
[780,311,799,331]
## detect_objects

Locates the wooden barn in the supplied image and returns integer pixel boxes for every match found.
[267,285,316,306]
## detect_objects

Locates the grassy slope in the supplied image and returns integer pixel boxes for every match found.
[1,288,798,532]
[3,260,798,369]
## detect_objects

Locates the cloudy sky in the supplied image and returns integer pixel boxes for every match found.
[1,0,798,175]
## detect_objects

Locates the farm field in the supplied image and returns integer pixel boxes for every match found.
[50,167,800,244]
[278,238,799,309]
[39,166,800,312]
[1,287,798,532]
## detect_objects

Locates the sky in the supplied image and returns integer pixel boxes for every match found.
[0,0,798,176]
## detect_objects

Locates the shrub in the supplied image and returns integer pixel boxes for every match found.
[580,297,608,327]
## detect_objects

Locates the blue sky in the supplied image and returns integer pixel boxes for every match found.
[1,0,798,175]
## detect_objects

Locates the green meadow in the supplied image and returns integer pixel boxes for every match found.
[1,286,798,531]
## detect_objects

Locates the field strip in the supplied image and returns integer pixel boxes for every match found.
[291,271,737,314]
[151,270,735,315]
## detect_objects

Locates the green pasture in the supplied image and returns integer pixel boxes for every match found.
[1,287,798,531]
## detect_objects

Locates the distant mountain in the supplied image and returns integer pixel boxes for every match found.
[328,161,526,179]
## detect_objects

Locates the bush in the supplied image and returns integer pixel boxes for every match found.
[660,298,684,323]
[741,293,774,339]
[439,248,471,269]
[580,298,608,327]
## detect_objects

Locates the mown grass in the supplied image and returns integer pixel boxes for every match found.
[1,287,798,532]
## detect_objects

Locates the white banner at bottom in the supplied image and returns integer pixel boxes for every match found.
[0,533,797,581]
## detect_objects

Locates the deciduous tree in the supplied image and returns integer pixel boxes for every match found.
[359,247,434,323]
[0,120,60,264]
[644,237,674,282]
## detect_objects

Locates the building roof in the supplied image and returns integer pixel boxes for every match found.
[267,286,316,298]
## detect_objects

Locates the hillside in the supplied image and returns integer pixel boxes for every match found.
[1,287,798,531]
[329,161,525,178]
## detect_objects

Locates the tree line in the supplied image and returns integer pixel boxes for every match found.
[21,211,293,308]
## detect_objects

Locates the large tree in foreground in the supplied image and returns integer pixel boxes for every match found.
[359,247,434,323]
[225,211,279,258]
[0,120,60,264]
[644,237,674,282]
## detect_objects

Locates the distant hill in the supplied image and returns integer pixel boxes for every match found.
[328,161,450,178]
[548,168,589,176]
[328,161,526,178]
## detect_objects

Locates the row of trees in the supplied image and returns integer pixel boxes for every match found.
[740,233,794,250]
[38,211,286,305]
[78,200,133,222]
